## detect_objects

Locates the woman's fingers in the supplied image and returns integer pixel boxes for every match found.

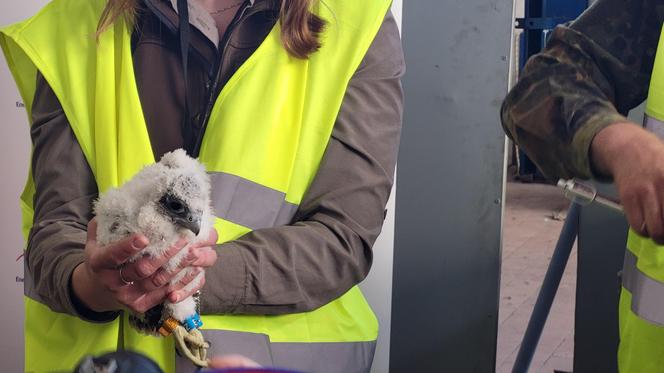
[87,234,148,272]
[189,228,218,249]
[191,247,218,267]
[118,286,170,314]
[167,270,205,303]
[120,238,188,282]
[168,268,203,291]
[122,266,204,309]
[138,250,199,292]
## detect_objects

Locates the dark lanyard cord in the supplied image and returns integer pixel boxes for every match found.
[176,0,194,155]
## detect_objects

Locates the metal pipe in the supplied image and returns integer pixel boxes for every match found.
[512,179,623,373]
[557,179,623,213]
[511,202,581,373]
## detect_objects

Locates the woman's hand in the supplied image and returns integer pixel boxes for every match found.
[72,219,218,314]
[166,228,219,304]
[591,122,664,244]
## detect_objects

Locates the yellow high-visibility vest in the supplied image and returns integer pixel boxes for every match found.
[0,0,389,371]
[618,25,664,373]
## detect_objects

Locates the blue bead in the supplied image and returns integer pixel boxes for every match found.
[183,313,203,331]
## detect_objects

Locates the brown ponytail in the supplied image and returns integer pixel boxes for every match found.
[278,0,325,58]
[97,0,326,59]
[97,0,139,36]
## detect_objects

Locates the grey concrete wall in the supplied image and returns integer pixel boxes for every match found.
[390,0,513,371]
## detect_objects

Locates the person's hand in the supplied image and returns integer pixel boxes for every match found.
[166,227,219,304]
[207,355,261,369]
[591,122,664,243]
[72,219,218,313]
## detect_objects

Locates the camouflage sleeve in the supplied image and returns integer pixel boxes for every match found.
[501,0,664,180]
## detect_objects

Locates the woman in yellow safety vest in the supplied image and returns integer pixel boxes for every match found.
[1,0,404,371]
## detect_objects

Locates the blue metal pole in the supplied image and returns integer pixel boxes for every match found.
[511,202,581,373]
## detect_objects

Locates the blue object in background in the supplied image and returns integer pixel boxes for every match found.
[517,0,587,68]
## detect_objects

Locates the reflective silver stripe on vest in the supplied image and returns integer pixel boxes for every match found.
[176,329,376,373]
[208,172,299,230]
[622,249,664,326]
[644,114,664,140]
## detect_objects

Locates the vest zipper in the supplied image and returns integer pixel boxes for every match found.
[192,0,254,157]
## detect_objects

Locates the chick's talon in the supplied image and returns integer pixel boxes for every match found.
[173,325,209,367]
[184,328,208,348]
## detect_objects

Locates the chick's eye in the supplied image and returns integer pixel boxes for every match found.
[168,200,185,213]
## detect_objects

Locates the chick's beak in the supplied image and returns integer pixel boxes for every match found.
[181,214,201,236]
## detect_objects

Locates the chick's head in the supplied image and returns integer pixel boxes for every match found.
[140,149,212,240]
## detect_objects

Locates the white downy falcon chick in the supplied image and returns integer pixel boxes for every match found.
[94,149,214,335]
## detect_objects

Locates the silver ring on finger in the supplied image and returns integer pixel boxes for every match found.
[640,221,648,236]
[119,265,135,286]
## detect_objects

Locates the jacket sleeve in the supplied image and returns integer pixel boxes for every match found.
[201,11,405,315]
[500,0,664,180]
[27,72,119,322]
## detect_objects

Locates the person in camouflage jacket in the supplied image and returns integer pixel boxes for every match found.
[502,0,664,243]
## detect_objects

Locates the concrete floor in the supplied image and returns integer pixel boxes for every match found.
[497,182,576,373]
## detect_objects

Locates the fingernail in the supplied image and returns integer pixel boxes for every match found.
[132,237,147,250]
[187,249,199,262]
[172,293,180,303]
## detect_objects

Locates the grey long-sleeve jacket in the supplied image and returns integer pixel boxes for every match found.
[26,0,404,321]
